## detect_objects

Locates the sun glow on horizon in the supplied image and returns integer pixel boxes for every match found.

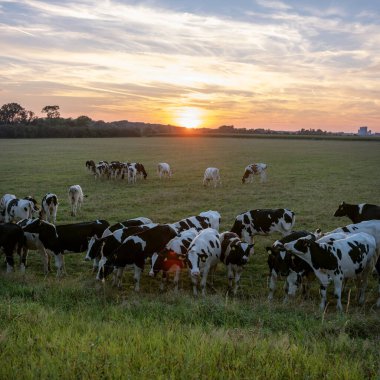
[174,107,203,128]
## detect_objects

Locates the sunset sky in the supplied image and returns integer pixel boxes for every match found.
[1,0,379,132]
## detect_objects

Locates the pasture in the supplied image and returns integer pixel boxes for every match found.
[0,137,379,379]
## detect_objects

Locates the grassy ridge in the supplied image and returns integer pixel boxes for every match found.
[0,137,379,378]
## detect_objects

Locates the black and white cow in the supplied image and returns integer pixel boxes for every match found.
[149,228,199,291]
[97,224,177,291]
[334,202,380,224]
[85,223,156,271]
[231,208,295,243]
[284,233,377,311]
[219,232,253,295]
[101,217,154,238]
[186,228,221,296]
[5,196,39,223]
[327,220,380,307]
[169,215,212,234]
[18,218,60,274]
[40,193,59,224]
[54,220,110,275]
[0,223,25,272]
[266,230,322,301]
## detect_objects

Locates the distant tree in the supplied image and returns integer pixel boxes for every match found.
[218,125,235,133]
[42,105,60,119]
[75,115,92,127]
[0,102,28,124]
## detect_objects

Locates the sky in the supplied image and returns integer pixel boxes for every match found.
[0,0,379,132]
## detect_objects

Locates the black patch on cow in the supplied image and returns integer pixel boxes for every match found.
[309,242,338,271]
[209,240,215,248]
[347,242,367,264]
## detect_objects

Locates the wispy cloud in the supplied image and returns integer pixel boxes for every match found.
[0,0,379,131]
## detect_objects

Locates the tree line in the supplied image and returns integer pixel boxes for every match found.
[0,102,356,138]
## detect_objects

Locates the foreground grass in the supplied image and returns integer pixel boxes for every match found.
[0,137,379,378]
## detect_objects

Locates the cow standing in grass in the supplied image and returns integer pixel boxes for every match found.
[40,193,58,224]
[242,163,267,184]
[334,202,380,224]
[203,167,221,188]
[284,233,377,311]
[68,185,84,217]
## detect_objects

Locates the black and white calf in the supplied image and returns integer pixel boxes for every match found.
[230,208,295,243]
[4,196,39,223]
[266,230,323,301]
[68,185,84,217]
[40,193,59,224]
[149,228,199,291]
[97,224,177,291]
[219,232,253,295]
[334,202,380,224]
[18,218,60,274]
[0,223,24,272]
[284,233,377,311]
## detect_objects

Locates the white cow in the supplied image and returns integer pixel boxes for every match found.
[242,163,267,184]
[203,167,221,188]
[68,185,84,217]
[4,196,39,223]
[157,163,172,179]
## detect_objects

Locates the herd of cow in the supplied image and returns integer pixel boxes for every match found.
[0,181,380,311]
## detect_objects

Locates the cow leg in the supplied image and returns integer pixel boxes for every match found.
[115,267,124,288]
[333,277,343,312]
[268,269,278,301]
[227,264,234,293]
[190,270,198,296]
[173,267,180,292]
[5,253,14,273]
[38,247,50,275]
[200,264,212,296]
[19,247,28,274]
[285,271,299,301]
[133,265,142,292]
[233,266,243,296]
[54,253,65,276]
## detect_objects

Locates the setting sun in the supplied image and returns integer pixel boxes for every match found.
[174,107,203,128]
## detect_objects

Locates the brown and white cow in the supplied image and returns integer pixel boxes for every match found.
[242,163,267,184]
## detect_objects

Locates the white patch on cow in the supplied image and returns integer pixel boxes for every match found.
[280,251,286,260]
[129,236,147,251]
[358,203,365,215]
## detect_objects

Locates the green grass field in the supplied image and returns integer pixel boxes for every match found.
[0,137,379,379]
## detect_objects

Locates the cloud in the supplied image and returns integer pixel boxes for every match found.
[0,0,379,131]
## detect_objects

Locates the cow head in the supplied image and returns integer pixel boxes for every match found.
[283,236,313,256]
[266,243,293,276]
[333,201,351,217]
[226,242,253,266]
[85,236,104,261]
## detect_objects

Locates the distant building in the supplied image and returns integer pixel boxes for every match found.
[358,126,371,136]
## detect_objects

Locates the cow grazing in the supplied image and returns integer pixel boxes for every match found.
[149,228,199,291]
[266,230,322,301]
[53,220,110,275]
[231,208,296,243]
[327,220,380,307]
[203,167,221,188]
[284,233,377,311]
[0,194,16,222]
[334,202,380,224]
[0,223,25,273]
[18,218,60,274]
[219,232,253,295]
[157,163,172,179]
[5,196,39,223]
[186,228,221,296]
[85,160,96,173]
[127,165,137,184]
[242,163,267,184]
[97,224,177,291]
[40,193,59,224]
[68,185,84,217]
[199,210,221,231]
